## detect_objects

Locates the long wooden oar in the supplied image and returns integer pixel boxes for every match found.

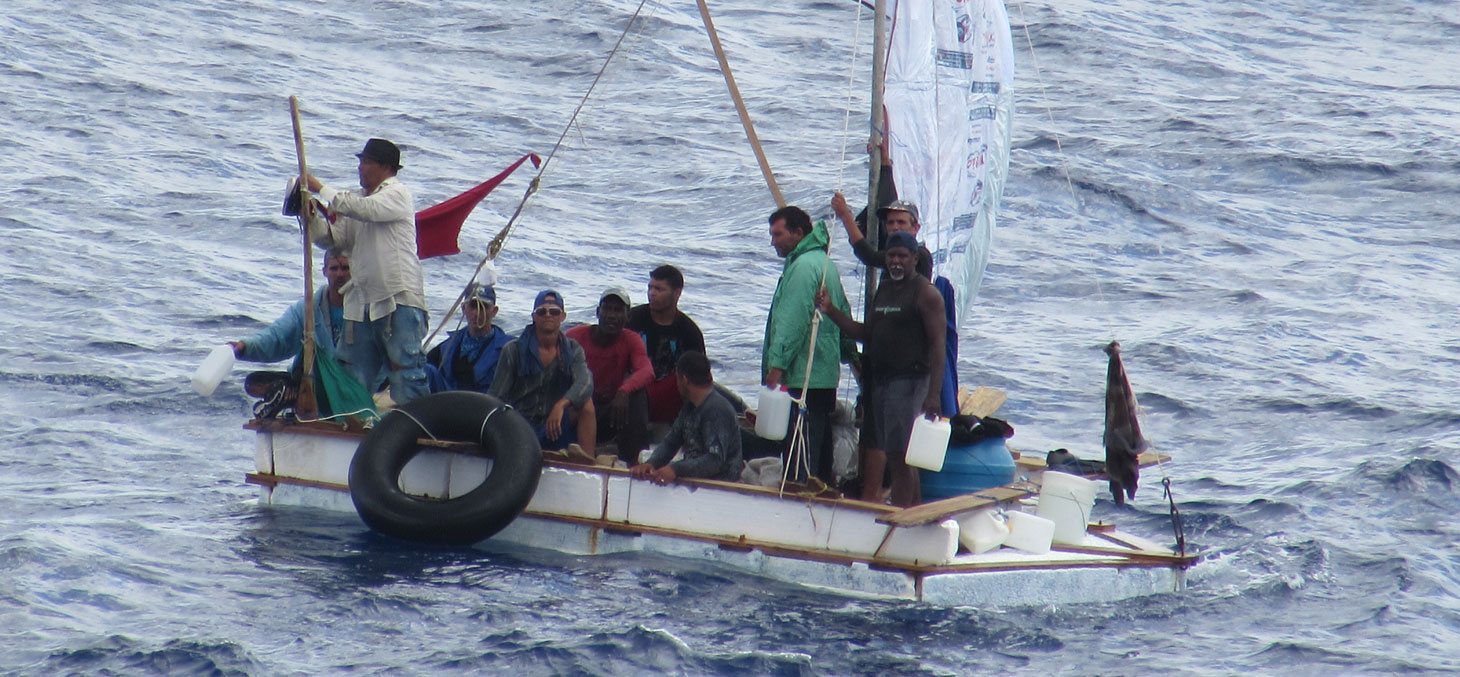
[288,95,319,419]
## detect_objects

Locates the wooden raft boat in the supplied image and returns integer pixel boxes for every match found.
[243,418,1193,606]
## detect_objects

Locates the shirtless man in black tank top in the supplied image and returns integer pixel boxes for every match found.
[816,232,946,506]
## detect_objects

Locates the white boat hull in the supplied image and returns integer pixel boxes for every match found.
[246,421,1190,606]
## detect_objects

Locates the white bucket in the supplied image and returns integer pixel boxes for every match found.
[956,508,1009,555]
[191,344,236,397]
[755,387,792,441]
[1003,511,1055,554]
[1036,470,1099,545]
[905,416,951,471]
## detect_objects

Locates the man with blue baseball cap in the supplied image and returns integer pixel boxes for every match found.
[425,282,512,393]
[489,290,597,453]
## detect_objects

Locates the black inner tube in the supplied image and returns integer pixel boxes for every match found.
[349,391,543,545]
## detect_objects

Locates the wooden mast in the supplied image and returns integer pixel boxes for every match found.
[288,96,319,419]
[864,0,889,318]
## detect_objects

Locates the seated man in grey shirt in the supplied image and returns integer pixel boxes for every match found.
[630,351,743,484]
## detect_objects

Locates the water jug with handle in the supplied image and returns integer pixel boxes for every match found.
[191,344,236,397]
[754,386,792,441]
[905,416,952,471]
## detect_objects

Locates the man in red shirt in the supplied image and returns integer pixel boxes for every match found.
[565,288,653,464]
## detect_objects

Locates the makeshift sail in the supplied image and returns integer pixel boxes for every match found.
[883,0,1015,326]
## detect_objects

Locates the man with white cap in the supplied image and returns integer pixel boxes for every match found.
[305,137,428,404]
[489,290,596,453]
[565,287,653,464]
[425,282,511,393]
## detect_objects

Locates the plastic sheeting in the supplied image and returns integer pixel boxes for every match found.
[884,0,1015,326]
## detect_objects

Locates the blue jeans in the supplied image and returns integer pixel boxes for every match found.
[340,305,429,405]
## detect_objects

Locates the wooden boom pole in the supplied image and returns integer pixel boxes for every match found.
[696,0,785,208]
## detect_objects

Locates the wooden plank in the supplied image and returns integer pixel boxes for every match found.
[246,472,347,493]
[1052,543,1197,565]
[876,485,1033,527]
[958,386,1007,418]
[1016,451,1173,471]
[535,512,927,571]
[920,555,1183,575]
[545,458,898,514]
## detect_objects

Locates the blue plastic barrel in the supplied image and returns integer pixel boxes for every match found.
[918,437,1016,501]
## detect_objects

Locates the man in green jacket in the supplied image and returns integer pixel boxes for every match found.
[762,205,854,485]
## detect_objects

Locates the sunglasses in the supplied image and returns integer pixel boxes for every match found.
[533,307,564,318]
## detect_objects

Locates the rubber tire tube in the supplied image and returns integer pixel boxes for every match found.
[349,391,543,544]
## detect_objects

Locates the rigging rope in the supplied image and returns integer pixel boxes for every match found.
[835,0,865,191]
[423,0,654,348]
[1014,2,1176,550]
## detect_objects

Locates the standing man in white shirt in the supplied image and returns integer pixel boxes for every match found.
[305,137,429,404]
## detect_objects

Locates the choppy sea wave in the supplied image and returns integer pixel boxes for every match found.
[3,0,1460,673]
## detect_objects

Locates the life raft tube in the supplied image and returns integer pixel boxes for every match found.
[348,391,542,545]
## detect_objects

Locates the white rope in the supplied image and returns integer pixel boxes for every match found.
[294,407,378,426]
[781,0,873,492]
[1013,2,1162,476]
[1014,1,1079,210]
[836,0,865,190]
[424,0,655,348]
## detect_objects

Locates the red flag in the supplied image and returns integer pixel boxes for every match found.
[415,153,540,259]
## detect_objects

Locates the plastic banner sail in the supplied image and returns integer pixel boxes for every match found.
[883,0,1014,326]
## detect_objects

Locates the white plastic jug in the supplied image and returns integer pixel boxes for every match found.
[1036,470,1099,545]
[956,508,1010,555]
[191,344,236,397]
[905,416,951,471]
[1003,510,1055,554]
[755,387,792,441]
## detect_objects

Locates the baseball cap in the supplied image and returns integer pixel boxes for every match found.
[533,289,564,310]
[466,282,496,306]
[885,231,919,254]
[876,199,920,224]
[599,287,631,308]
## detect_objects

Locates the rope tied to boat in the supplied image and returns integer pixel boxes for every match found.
[422,1,652,348]
[478,404,511,448]
[1162,476,1186,557]
[392,407,438,442]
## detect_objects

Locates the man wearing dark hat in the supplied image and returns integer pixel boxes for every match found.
[489,290,597,453]
[816,230,946,507]
[424,282,511,393]
[832,193,961,421]
[306,138,428,404]
[566,287,653,464]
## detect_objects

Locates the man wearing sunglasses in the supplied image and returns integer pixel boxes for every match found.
[489,290,596,453]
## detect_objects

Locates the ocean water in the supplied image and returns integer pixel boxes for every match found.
[3,0,1459,674]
